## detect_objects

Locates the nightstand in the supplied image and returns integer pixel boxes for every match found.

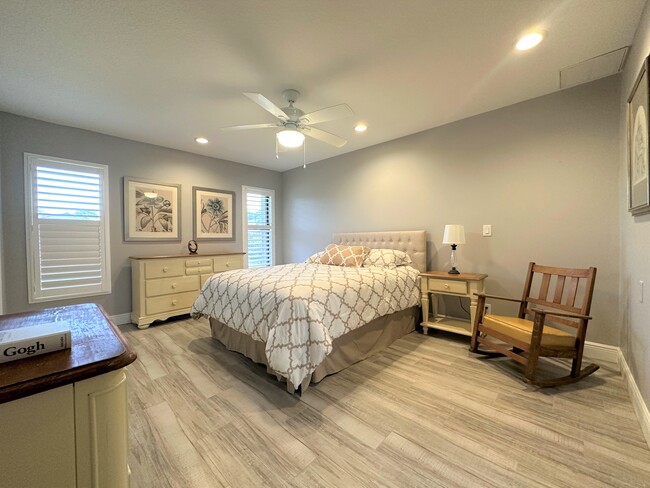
[420,271,488,336]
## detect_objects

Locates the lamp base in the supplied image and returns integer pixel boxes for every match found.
[448,267,460,275]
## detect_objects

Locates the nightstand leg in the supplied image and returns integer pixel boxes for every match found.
[421,289,429,334]
[469,294,478,333]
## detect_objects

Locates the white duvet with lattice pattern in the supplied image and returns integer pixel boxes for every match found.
[191,263,420,388]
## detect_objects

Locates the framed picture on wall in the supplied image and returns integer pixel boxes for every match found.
[193,187,235,240]
[123,177,181,241]
[627,54,650,216]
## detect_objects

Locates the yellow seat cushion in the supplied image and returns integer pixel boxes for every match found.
[482,314,576,348]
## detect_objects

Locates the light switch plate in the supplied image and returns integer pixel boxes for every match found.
[482,224,492,237]
[640,280,644,303]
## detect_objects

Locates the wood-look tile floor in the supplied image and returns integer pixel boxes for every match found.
[121,317,650,488]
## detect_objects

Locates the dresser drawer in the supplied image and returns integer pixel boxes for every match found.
[185,265,213,276]
[145,260,184,279]
[185,258,213,268]
[145,275,199,298]
[427,279,468,295]
[146,291,197,316]
[213,255,243,272]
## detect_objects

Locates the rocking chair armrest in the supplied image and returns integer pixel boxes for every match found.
[474,293,525,304]
[529,307,592,321]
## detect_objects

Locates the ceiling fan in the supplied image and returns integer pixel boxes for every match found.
[222,89,353,149]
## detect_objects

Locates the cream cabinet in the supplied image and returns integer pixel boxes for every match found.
[130,253,245,328]
[0,304,137,488]
[0,370,129,488]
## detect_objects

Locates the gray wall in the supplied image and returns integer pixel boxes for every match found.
[282,75,621,346]
[619,1,650,417]
[0,112,283,316]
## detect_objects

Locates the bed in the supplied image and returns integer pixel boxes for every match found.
[191,230,426,392]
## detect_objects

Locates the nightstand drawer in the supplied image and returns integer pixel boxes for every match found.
[427,278,467,295]
[146,291,197,315]
[145,275,199,298]
[145,261,184,279]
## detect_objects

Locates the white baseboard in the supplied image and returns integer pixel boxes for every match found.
[110,313,132,326]
[583,341,620,366]
[619,351,650,450]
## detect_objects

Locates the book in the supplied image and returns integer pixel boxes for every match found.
[0,321,71,364]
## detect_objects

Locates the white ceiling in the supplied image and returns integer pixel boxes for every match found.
[0,0,645,172]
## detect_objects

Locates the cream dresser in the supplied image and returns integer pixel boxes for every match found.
[0,304,137,488]
[130,252,245,328]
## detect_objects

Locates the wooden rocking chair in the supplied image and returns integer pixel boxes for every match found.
[470,262,598,387]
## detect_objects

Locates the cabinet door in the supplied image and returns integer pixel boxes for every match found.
[0,385,77,487]
[74,369,130,488]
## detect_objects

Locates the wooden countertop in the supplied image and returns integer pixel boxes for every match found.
[130,252,245,260]
[0,303,137,404]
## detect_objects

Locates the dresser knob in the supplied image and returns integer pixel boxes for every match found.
[172,283,177,289]
[197,261,202,265]
[444,284,450,289]
[163,267,168,273]
[172,299,178,306]
[226,262,230,267]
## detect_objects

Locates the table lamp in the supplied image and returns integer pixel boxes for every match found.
[442,224,465,274]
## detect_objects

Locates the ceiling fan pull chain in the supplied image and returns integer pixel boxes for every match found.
[303,139,306,168]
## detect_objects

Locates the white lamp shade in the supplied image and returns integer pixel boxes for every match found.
[277,129,305,148]
[443,224,466,244]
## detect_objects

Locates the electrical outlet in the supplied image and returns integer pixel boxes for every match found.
[484,303,492,315]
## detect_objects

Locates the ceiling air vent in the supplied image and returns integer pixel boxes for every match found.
[559,46,629,89]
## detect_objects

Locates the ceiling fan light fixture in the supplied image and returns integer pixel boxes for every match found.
[354,123,367,132]
[277,129,305,148]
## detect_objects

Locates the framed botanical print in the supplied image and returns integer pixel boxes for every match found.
[124,177,181,241]
[193,187,234,240]
[628,54,650,216]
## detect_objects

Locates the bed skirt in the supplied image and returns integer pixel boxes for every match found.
[209,305,419,392]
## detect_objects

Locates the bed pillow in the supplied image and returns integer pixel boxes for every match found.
[363,248,412,268]
[304,251,325,264]
[319,244,370,267]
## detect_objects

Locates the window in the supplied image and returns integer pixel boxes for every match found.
[25,153,111,303]
[243,186,274,268]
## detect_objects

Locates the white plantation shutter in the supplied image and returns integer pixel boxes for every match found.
[25,154,111,303]
[243,186,274,268]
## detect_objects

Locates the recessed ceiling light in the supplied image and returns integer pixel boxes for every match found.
[195,137,209,144]
[515,32,544,51]
[354,123,367,133]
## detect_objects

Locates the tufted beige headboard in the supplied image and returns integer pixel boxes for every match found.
[332,230,427,273]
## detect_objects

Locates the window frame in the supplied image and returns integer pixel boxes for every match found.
[24,153,112,303]
[242,185,275,268]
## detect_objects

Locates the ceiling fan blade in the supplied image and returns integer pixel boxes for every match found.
[302,127,348,148]
[221,123,280,131]
[243,93,289,121]
[300,103,353,125]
